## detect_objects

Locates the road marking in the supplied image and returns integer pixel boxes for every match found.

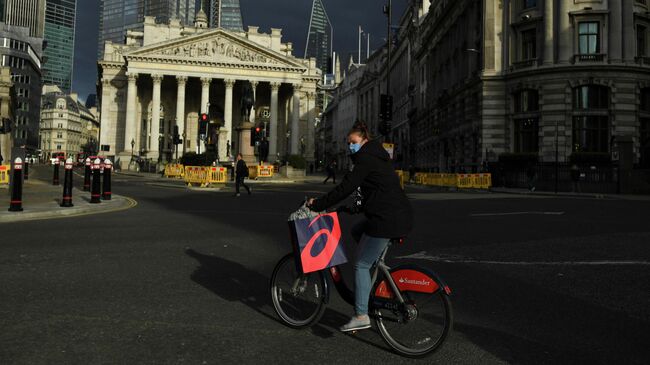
[470,211,565,217]
[397,251,650,266]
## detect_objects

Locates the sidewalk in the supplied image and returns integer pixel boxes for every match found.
[116,170,326,185]
[0,173,136,224]
[490,187,650,201]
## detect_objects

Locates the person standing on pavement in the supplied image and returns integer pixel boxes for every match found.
[323,160,337,184]
[235,153,251,197]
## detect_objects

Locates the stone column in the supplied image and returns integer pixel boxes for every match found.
[306,92,316,163]
[198,77,211,154]
[150,74,163,159]
[124,73,138,154]
[99,78,113,154]
[200,77,211,114]
[290,84,301,154]
[269,82,280,161]
[543,0,554,65]
[175,76,187,154]
[250,81,258,123]
[224,79,235,138]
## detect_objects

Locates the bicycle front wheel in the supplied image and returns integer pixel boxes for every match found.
[270,253,328,328]
[373,269,453,357]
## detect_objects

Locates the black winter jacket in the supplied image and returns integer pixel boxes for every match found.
[311,140,413,238]
[236,159,248,177]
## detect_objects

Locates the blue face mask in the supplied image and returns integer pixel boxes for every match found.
[349,143,362,154]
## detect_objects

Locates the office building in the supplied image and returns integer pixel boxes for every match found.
[43,0,76,93]
[98,0,199,58]
[208,0,243,31]
[0,22,43,152]
[1,0,46,38]
[305,0,332,73]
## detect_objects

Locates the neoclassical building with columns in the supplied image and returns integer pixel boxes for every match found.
[98,11,320,168]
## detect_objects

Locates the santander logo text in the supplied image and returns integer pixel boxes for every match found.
[399,277,432,286]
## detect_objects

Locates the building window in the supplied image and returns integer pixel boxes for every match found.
[522,0,537,9]
[57,132,63,138]
[573,85,610,153]
[638,25,647,57]
[514,89,539,112]
[572,116,609,153]
[521,29,537,60]
[514,118,539,153]
[573,85,609,110]
[640,89,650,168]
[578,22,600,54]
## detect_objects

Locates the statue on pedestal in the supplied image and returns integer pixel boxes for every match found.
[240,81,255,123]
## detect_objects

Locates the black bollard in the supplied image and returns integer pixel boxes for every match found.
[8,157,23,212]
[52,159,60,185]
[24,159,29,181]
[90,158,101,204]
[61,158,74,207]
[102,159,112,200]
[83,158,91,191]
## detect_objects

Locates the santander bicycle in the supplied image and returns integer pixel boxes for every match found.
[270,206,453,358]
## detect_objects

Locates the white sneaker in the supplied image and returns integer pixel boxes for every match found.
[340,315,371,332]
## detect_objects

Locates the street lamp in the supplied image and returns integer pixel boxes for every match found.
[285,130,291,162]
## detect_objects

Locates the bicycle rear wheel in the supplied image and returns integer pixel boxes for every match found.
[373,269,453,357]
[270,253,328,328]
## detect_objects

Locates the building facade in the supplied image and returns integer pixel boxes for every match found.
[98,13,320,169]
[409,0,650,172]
[40,85,99,161]
[208,0,244,31]
[43,0,76,93]
[321,62,365,168]
[1,0,46,38]
[0,22,43,153]
[0,66,13,164]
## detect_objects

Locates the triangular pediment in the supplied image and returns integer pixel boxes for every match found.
[125,28,306,70]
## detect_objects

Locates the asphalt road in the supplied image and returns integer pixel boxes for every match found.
[1,169,649,364]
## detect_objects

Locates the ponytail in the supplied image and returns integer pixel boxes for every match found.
[348,120,371,140]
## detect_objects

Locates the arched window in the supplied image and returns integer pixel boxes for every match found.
[572,85,610,153]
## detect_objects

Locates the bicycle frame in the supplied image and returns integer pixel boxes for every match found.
[325,243,406,308]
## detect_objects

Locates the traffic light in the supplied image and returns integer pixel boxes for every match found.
[379,121,392,136]
[379,94,393,122]
[251,126,263,146]
[198,113,209,135]
[173,125,181,145]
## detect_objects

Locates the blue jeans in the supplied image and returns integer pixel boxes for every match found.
[351,222,390,316]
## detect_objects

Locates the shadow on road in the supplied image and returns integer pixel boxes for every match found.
[184,248,397,355]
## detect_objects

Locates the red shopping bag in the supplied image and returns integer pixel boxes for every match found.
[289,212,348,274]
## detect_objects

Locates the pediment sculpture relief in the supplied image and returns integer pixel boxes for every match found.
[156,37,279,64]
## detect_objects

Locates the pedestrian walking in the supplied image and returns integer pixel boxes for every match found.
[323,160,337,184]
[235,153,251,197]
[408,165,416,183]
[526,163,537,192]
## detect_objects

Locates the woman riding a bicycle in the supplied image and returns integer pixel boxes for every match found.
[308,120,413,332]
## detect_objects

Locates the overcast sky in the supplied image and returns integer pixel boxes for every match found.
[71,0,407,101]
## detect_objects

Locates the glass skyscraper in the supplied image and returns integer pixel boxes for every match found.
[43,0,76,93]
[209,0,243,31]
[97,0,197,58]
[305,0,332,73]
